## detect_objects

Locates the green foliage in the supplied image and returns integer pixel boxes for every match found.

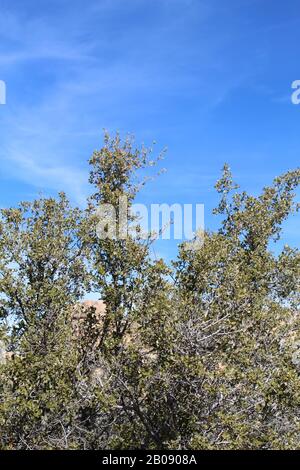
[0,135,299,449]
[0,193,88,339]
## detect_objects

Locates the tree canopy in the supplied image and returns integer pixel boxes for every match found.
[0,133,299,449]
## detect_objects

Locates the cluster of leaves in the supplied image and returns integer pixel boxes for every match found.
[0,133,299,449]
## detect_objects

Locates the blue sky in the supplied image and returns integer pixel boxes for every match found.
[0,0,299,261]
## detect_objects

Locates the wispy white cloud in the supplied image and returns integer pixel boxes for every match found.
[2,143,89,205]
[0,0,263,205]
